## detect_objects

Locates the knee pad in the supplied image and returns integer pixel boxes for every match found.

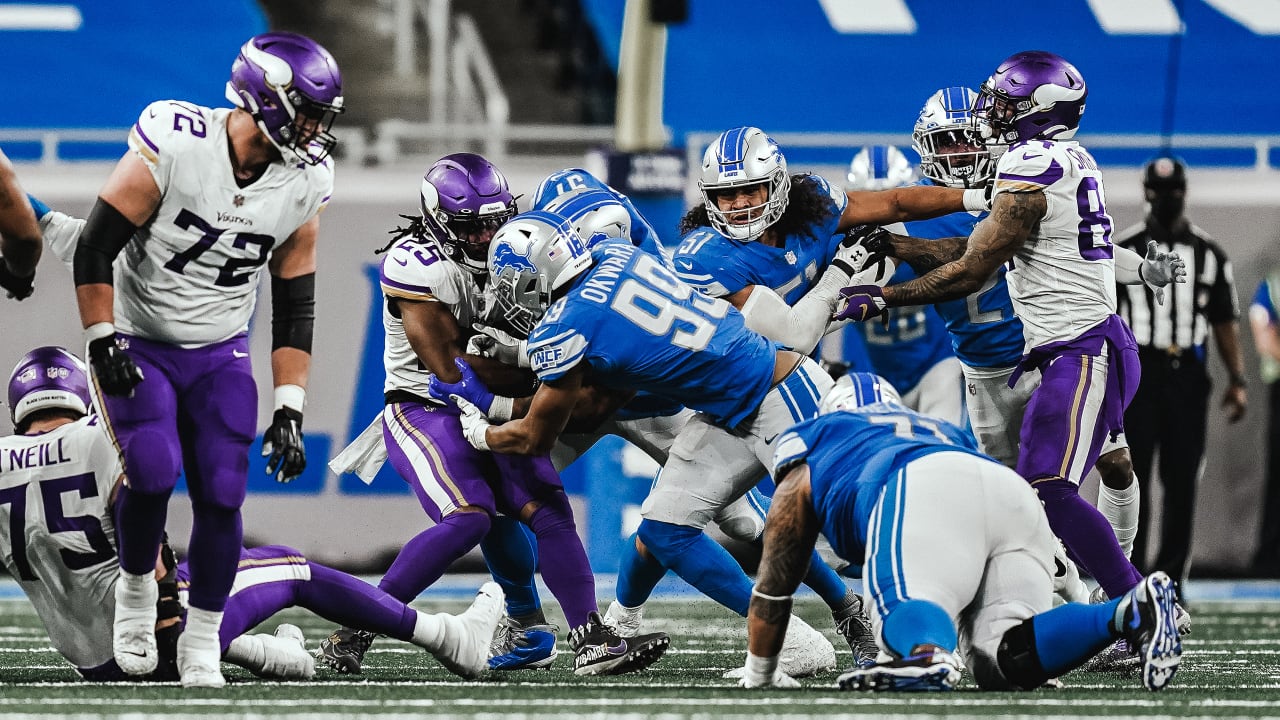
[637,519,701,564]
[121,429,182,494]
[994,617,1051,690]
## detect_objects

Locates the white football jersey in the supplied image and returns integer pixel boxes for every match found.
[117,101,335,347]
[993,140,1117,349]
[0,417,122,671]
[379,236,485,398]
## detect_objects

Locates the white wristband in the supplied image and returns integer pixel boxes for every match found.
[745,651,779,687]
[274,384,306,413]
[517,340,531,369]
[962,188,988,212]
[489,394,515,422]
[84,322,115,344]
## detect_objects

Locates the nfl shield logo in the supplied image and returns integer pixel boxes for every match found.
[785,251,797,265]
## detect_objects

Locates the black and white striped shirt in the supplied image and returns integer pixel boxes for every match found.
[1115,219,1240,354]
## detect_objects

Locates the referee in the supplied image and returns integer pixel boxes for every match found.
[1115,155,1247,595]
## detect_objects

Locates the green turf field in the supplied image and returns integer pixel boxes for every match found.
[0,593,1276,719]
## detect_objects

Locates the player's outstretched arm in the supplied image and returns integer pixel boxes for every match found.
[881,190,1044,307]
[747,464,820,663]
[839,184,985,232]
[0,148,42,291]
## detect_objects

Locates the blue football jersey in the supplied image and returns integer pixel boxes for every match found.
[526,241,778,428]
[901,181,1024,369]
[671,173,847,303]
[770,406,983,563]
[858,262,955,393]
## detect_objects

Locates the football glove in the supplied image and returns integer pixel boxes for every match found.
[467,323,529,368]
[833,285,888,322]
[263,407,306,483]
[0,259,35,301]
[1139,239,1188,305]
[451,394,492,451]
[836,225,894,278]
[86,331,145,397]
[427,357,496,415]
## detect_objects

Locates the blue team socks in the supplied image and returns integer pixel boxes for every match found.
[880,599,956,657]
[637,519,753,616]
[616,532,668,607]
[802,549,852,609]
[480,515,543,620]
[1029,598,1124,675]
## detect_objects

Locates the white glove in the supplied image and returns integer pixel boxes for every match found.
[468,324,529,368]
[452,395,492,451]
[737,652,801,689]
[1139,239,1188,305]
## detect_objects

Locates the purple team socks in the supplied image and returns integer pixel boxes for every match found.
[379,511,491,603]
[185,504,243,612]
[527,495,597,629]
[302,563,419,640]
[1035,478,1143,598]
[113,486,172,576]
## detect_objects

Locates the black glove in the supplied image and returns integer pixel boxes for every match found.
[263,407,306,483]
[87,334,145,397]
[0,260,35,301]
[833,224,894,276]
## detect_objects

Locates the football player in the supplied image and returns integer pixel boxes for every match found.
[69,32,343,687]
[741,372,1182,692]
[834,52,1186,607]
[0,347,503,682]
[320,155,669,678]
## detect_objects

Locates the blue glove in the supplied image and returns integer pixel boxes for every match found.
[834,285,887,322]
[427,357,496,414]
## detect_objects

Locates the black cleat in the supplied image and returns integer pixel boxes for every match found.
[833,594,879,667]
[316,627,376,674]
[569,611,669,676]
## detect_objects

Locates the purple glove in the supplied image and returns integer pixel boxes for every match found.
[427,357,496,414]
[834,285,887,322]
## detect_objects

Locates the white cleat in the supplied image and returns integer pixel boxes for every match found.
[177,629,226,688]
[261,624,315,680]
[603,600,646,638]
[113,574,159,676]
[435,581,505,679]
[725,615,836,679]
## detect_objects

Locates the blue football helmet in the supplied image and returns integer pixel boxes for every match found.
[699,127,791,241]
[912,87,993,189]
[819,372,902,414]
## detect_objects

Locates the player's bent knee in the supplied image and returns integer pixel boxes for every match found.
[444,506,493,542]
[637,519,701,562]
[1096,448,1134,490]
[993,618,1052,690]
[716,513,765,543]
[121,430,182,493]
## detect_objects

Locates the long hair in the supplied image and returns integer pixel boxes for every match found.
[376,214,428,254]
[678,174,837,241]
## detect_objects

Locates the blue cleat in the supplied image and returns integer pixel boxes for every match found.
[488,617,559,670]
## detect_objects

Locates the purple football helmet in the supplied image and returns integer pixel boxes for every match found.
[225,32,344,165]
[7,346,91,428]
[420,153,519,275]
[972,51,1087,146]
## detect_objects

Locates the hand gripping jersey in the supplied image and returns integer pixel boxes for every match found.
[901,183,1024,370]
[672,173,846,302]
[993,140,1116,349]
[379,235,485,398]
[119,101,334,347]
[0,417,122,670]
[525,241,778,428]
[770,406,982,564]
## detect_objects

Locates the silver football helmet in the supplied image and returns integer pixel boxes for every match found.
[488,210,593,338]
[845,145,916,191]
[540,187,633,249]
[699,126,791,241]
[912,87,993,189]
[819,372,902,414]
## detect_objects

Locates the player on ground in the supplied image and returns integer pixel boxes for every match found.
[321,155,668,678]
[741,372,1182,692]
[0,347,503,683]
[70,32,344,688]
[834,52,1185,606]
[0,146,42,300]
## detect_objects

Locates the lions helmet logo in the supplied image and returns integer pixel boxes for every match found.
[491,241,538,276]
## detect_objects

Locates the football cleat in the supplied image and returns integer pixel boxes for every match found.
[570,611,670,676]
[265,624,316,680]
[1116,571,1182,691]
[833,595,879,667]
[488,616,559,670]
[1083,638,1139,672]
[316,627,377,674]
[837,646,961,692]
[177,627,226,688]
[435,581,505,679]
[602,600,646,638]
[112,576,160,676]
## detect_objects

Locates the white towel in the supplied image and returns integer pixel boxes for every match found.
[328,413,388,485]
